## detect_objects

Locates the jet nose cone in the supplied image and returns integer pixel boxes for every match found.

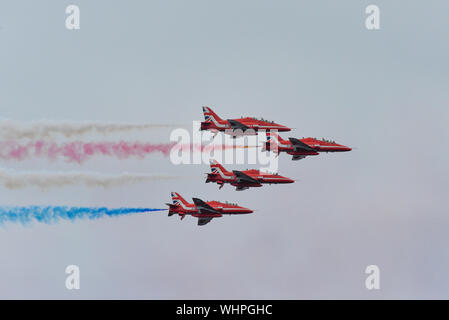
[279,175,295,183]
[278,124,291,132]
[337,144,352,152]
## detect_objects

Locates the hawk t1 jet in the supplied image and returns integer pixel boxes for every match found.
[200,106,291,137]
[166,192,253,226]
[206,160,294,191]
[264,131,352,160]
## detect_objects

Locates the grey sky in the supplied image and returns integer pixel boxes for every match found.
[0,0,448,299]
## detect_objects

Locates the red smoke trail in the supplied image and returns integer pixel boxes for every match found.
[0,141,252,164]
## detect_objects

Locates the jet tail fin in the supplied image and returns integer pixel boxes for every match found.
[264,131,284,152]
[171,192,190,206]
[209,159,231,175]
[266,130,287,144]
[202,106,223,122]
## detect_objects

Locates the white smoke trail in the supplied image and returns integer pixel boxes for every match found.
[0,119,180,140]
[0,169,180,190]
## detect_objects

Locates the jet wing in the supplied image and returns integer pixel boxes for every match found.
[227,119,250,131]
[197,217,213,226]
[192,198,220,214]
[288,138,316,152]
[232,170,259,184]
[292,155,306,161]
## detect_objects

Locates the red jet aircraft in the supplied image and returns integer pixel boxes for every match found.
[200,106,291,137]
[263,131,352,160]
[166,192,253,226]
[206,160,294,191]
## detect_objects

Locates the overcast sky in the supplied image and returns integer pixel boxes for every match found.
[0,0,448,299]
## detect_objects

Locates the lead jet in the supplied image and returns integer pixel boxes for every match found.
[264,131,352,160]
[200,106,291,137]
[206,160,294,191]
[166,192,253,226]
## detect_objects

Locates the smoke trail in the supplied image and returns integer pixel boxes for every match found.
[0,206,166,226]
[0,119,178,140]
[0,141,253,164]
[0,141,174,163]
[0,169,179,189]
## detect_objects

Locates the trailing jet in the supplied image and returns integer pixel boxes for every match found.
[166,192,253,226]
[206,160,294,191]
[264,131,352,160]
[200,106,291,137]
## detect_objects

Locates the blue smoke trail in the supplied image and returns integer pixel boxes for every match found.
[0,206,166,226]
